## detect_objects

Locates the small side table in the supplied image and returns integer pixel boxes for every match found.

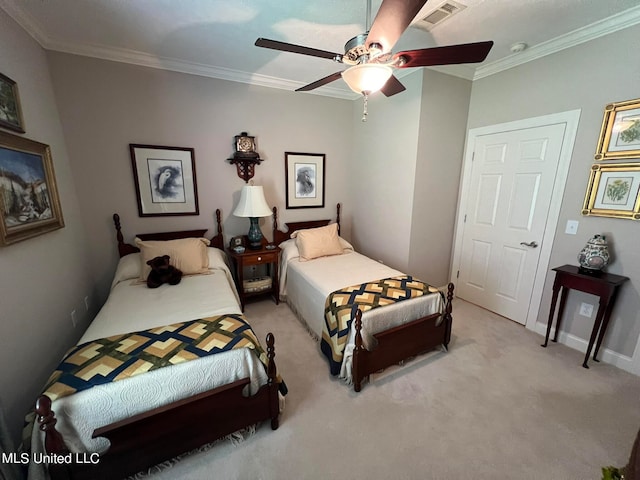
[542,264,629,368]
[227,245,280,311]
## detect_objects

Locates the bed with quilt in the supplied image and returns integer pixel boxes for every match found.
[273,204,453,392]
[27,210,283,480]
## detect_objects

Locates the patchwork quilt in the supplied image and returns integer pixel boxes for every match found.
[321,275,441,375]
[42,313,285,402]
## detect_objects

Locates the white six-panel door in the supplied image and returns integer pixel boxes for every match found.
[456,123,567,324]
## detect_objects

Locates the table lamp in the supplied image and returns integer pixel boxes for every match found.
[233,184,272,249]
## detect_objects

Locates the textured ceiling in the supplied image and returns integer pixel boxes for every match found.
[2,0,640,98]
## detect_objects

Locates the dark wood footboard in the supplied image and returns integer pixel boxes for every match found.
[35,333,280,480]
[352,283,454,392]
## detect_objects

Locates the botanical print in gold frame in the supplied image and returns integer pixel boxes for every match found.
[595,98,640,160]
[0,131,65,245]
[582,163,640,220]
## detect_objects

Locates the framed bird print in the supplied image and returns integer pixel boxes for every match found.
[129,144,199,216]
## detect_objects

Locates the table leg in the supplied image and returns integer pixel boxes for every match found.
[543,281,561,347]
[273,259,280,306]
[593,289,618,362]
[237,261,245,312]
[553,286,569,343]
[583,301,606,368]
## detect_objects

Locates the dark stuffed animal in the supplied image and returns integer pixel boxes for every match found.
[146,255,183,288]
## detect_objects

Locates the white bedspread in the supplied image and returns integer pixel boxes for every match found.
[29,248,270,478]
[279,239,443,382]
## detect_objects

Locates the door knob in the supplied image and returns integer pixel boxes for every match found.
[520,241,538,248]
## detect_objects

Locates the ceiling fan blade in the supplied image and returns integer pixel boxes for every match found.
[394,41,494,68]
[365,0,428,53]
[296,72,344,92]
[380,75,406,97]
[255,38,341,61]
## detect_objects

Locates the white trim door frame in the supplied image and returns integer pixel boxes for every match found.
[451,110,581,331]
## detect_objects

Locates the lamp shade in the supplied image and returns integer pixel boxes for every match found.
[341,64,393,94]
[233,185,272,218]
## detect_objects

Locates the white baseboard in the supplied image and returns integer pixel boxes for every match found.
[533,322,634,373]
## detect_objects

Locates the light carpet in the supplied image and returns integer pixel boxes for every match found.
[144,298,640,480]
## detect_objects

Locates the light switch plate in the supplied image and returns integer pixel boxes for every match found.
[565,220,579,235]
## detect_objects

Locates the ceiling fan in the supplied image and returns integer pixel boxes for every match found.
[255,0,494,120]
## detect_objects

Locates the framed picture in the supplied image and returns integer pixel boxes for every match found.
[582,163,640,220]
[229,235,246,248]
[0,131,64,245]
[595,98,640,160]
[130,144,199,217]
[285,152,325,209]
[0,72,25,134]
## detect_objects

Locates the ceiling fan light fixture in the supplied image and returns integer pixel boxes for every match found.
[341,64,393,94]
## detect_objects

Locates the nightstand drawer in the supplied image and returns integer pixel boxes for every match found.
[243,252,277,266]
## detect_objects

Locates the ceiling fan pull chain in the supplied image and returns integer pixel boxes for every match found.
[362,92,369,122]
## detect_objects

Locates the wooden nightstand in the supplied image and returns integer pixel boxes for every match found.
[227,245,280,311]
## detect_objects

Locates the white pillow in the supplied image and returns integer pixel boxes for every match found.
[111,253,142,288]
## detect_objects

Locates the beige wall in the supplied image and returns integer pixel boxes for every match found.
[46,52,355,301]
[348,70,423,273]
[467,24,640,363]
[0,10,94,444]
[411,69,471,287]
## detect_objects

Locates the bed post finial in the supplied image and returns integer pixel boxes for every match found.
[215,209,222,237]
[35,395,69,455]
[353,308,364,392]
[336,203,341,236]
[272,206,278,239]
[265,332,280,430]
[113,213,123,245]
[444,283,455,347]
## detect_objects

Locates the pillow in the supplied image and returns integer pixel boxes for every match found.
[135,237,210,280]
[111,253,142,288]
[295,223,344,261]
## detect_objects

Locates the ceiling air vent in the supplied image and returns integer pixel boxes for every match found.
[415,0,467,31]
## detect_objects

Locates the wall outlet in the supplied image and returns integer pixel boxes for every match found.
[71,310,77,327]
[579,302,594,317]
[84,296,89,311]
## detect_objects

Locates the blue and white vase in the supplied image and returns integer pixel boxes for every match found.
[578,234,610,273]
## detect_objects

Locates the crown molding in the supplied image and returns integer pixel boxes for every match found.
[0,0,48,46]
[46,38,357,99]
[474,5,640,80]
[3,0,640,94]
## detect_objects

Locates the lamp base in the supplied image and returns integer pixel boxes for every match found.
[247,217,263,250]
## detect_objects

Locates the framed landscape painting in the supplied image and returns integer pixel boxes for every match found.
[0,131,64,245]
[130,144,199,216]
[0,72,25,133]
[582,163,640,220]
[285,152,325,209]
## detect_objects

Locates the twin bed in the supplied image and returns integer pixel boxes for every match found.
[30,204,453,479]
[273,204,454,392]
[30,211,281,480]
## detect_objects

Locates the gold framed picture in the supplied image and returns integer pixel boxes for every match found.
[0,72,25,134]
[582,162,640,220]
[0,131,65,245]
[594,98,640,160]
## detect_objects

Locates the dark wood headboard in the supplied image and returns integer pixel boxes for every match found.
[113,209,224,257]
[272,203,341,246]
